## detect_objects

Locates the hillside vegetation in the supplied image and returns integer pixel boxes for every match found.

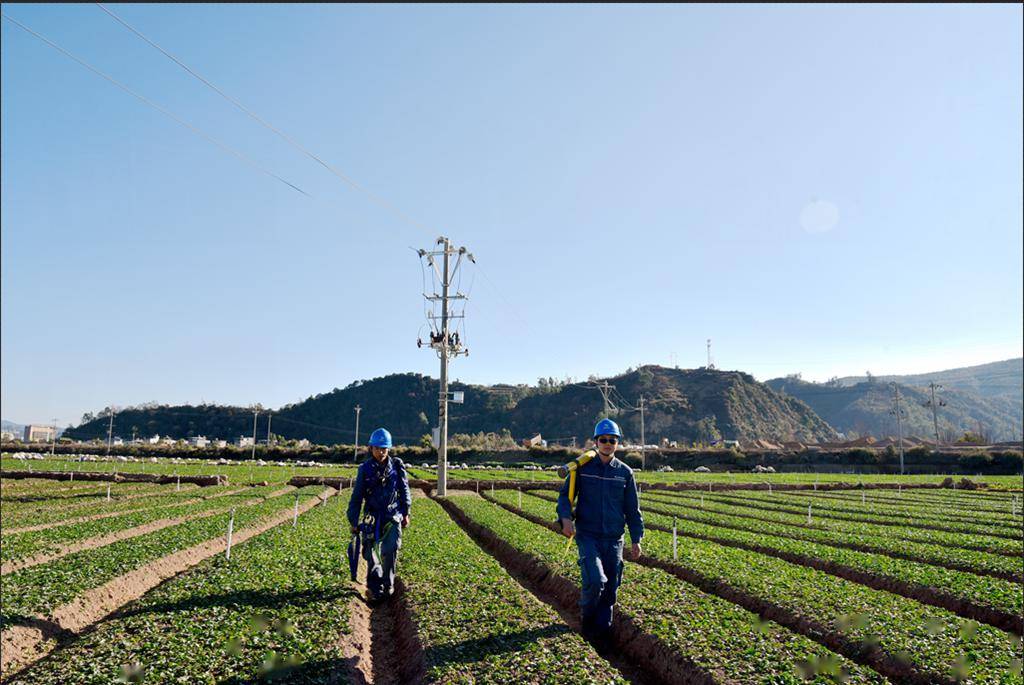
[64,366,835,446]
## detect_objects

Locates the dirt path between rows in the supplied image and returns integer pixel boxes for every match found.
[436,495,692,685]
[483,493,958,685]
[2,486,253,535]
[0,487,335,678]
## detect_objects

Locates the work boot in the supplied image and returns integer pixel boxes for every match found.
[593,630,615,655]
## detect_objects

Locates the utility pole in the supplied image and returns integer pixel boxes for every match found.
[106,407,115,456]
[639,395,646,470]
[51,418,58,458]
[890,383,905,475]
[924,382,944,445]
[353,405,361,462]
[251,408,258,462]
[417,237,472,497]
[266,412,272,447]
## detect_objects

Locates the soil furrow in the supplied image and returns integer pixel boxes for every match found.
[435,495,718,685]
[640,492,1024,559]
[0,487,335,677]
[637,500,1024,584]
[2,487,253,535]
[1,494,272,575]
[481,492,957,685]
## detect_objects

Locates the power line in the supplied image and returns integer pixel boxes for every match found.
[94,3,428,230]
[1,12,309,196]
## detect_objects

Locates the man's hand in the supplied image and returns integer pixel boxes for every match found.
[627,543,641,560]
[560,518,575,539]
[402,515,410,528]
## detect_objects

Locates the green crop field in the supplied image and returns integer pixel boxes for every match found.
[1,458,1021,684]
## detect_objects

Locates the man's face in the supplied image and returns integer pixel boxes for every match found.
[372,446,389,462]
[595,434,618,457]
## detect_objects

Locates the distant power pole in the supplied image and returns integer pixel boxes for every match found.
[266,413,273,447]
[889,383,905,475]
[106,408,115,456]
[51,418,58,458]
[353,405,361,462]
[638,395,646,470]
[924,382,945,445]
[251,409,258,462]
[417,237,473,497]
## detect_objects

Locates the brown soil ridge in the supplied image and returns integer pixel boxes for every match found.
[435,495,719,685]
[669,490,1021,541]
[372,580,424,685]
[0,487,335,678]
[336,595,373,685]
[0,489,288,575]
[481,493,958,685]
[636,490,1024,560]
[2,486,253,536]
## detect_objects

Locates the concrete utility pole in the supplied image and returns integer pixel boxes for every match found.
[106,408,115,456]
[639,395,646,470]
[51,418,58,458]
[417,237,473,497]
[266,413,272,447]
[251,409,258,462]
[353,405,361,462]
[890,383,905,475]
[924,382,944,445]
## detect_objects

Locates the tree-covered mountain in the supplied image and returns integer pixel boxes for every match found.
[834,358,1022,403]
[63,366,836,446]
[766,375,1021,442]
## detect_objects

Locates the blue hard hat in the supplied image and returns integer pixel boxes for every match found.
[593,418,622,439]
[368,428,392,448]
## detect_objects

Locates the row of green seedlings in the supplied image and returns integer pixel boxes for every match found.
[1,486,327,633]
[8,497,359,685]
[443,494,888,685]
[396,497,628,684]
[642,489,1023,563]
[0,484,242,534]
[639,489,1022,582]
[689,488,1022,538]
[1,485,288,567]
[521,488,1022,634]
[487,489,1022,684]
[784,488,1024,521]
[1,480,182,516]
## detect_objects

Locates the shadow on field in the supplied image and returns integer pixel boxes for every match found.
[116,586,353,619]
[422,623,572,668]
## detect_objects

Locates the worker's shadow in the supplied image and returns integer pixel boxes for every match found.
[422,622,572,667]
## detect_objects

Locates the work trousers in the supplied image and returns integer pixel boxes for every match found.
[575,533,624,639]
[362,519,402,599]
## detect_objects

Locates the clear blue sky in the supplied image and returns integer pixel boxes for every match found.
[2,4,1022,428]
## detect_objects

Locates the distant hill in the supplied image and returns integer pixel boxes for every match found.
[62,366,836,446]
[835,358,1022,402]
[1,420,26,436]
[766,376,1021,442]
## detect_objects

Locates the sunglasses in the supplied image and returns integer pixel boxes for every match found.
[597,437,619,445]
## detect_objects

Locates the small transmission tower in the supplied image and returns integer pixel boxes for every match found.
[706,339,716,370]
[416,237,473,497]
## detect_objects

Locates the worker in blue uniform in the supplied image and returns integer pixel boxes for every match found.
[556,418,644,651]
[347,428,411,603]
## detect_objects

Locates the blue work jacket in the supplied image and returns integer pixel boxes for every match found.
[556,455,644,544]
[347,456,411,528]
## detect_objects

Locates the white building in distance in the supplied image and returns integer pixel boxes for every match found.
[23,425,56,442]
